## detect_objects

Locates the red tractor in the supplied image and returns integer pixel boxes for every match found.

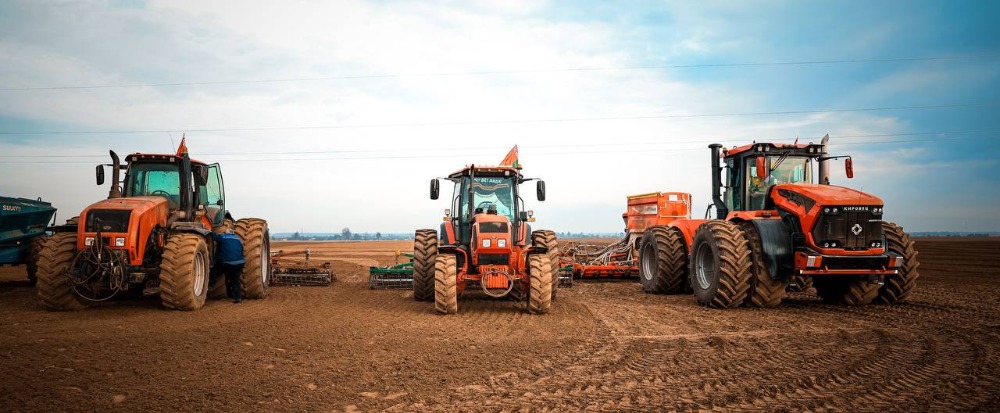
[412,149,557,314]
[639,136,919,308]
[35,144,271,311]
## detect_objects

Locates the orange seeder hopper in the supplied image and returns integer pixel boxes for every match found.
[560,192,691,279]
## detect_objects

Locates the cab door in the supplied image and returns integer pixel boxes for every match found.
[204,164,226,226]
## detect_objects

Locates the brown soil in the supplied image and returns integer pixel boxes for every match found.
[1,237,998,412]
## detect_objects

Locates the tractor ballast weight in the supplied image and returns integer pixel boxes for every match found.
[559,192,691,280]
[411,147,559,314]
[34,142,272,311]
[0,196,57,285]
[638,137,919,308]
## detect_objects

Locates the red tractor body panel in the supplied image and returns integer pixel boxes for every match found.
[78,197,169,266]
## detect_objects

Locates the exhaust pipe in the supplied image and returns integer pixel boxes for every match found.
[108,151,122,199]
[179,152,194,221]
[818,134,830,185]
[708,144,728,219]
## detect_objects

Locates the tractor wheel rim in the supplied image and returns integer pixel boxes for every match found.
[193,249,206,296]
[695,244,715,290]
[641,243,656,281]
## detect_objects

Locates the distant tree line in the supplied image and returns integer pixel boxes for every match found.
[272,228,414,241]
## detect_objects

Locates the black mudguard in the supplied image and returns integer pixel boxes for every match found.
[752,219,794,282]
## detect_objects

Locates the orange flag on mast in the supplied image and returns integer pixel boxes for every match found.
[500,145,520,168]
[176,134,188,156]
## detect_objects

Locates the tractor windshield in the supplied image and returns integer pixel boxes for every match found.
[747,155,812,210]
[124,163,181,208]
[458,176,516,222]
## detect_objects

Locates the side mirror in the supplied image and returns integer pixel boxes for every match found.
[96,165,105,185]
[755,156,767,179]
[845,157,854,179]
[195,166,209,186]
[430,179,440,200]
[536,180,546,201]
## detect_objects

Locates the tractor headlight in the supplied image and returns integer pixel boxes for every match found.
[84,237,95,246]
[115,237,126,247]
[482,239,491,248]
[498,239,506,248]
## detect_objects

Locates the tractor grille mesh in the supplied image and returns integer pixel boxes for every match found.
[811,208,882,250]
[85,209,131,233]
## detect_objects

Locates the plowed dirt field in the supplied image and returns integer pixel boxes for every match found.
[1,237,998,412]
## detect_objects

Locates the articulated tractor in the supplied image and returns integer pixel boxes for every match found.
[639,136,919,308]
[35,142,271,311]
[412,147,559,314]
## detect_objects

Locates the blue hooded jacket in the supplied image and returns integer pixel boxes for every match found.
[212,233,246,265]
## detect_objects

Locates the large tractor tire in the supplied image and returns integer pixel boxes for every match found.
[434,253,458,315]
[236,218,270,299]
[688,221,752,309]
[25,234,48,286]
[787,276,814,293]
[739,222,788,308]
[527,254,553,314]
[638,226,688,294]
[413,229,439,302]
[531,230,560,300]
[159,233,211,311]
[36,232,87,311]
[878,222,920,304]
[813,276,879,306]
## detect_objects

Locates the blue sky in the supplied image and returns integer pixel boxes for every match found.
[1,0,998,233]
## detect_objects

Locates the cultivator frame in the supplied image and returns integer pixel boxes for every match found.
[369,251,414,289]
[270,249,334,286]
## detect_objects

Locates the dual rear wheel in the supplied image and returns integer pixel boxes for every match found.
[639,220,918,308]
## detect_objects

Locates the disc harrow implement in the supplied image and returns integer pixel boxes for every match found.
[369,251,414,289]
[270,249,334,286]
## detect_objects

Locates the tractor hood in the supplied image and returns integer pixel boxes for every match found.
[80,196,170,235]
[772,183,882,207]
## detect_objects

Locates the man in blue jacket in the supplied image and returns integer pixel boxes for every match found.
[211,229,245,304]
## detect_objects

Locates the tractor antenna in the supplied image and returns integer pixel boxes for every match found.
[168,133,176,153]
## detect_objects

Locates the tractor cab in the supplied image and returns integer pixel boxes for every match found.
[719,142,824,214]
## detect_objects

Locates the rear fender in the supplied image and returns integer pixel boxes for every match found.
[750,219,794,282]
[170,221,211,236]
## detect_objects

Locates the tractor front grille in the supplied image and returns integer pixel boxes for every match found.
[85,209,131,233]
[811,207,883,250]
[477,253,509,266]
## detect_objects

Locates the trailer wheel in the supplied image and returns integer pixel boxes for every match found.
[159,233,210,310]
[25,234,48,286]
[531,230,560,300]
[813,276,879,306]
[739,222,787,308]
[236,218,270,299]
[688,221,752,309]
[527,254,552,314]
[787,276,813,293]
[36,233,87,311]
[434,253,457,314]
[878,222,920,304]
[638,226,687,294]
[413,229,439,301]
